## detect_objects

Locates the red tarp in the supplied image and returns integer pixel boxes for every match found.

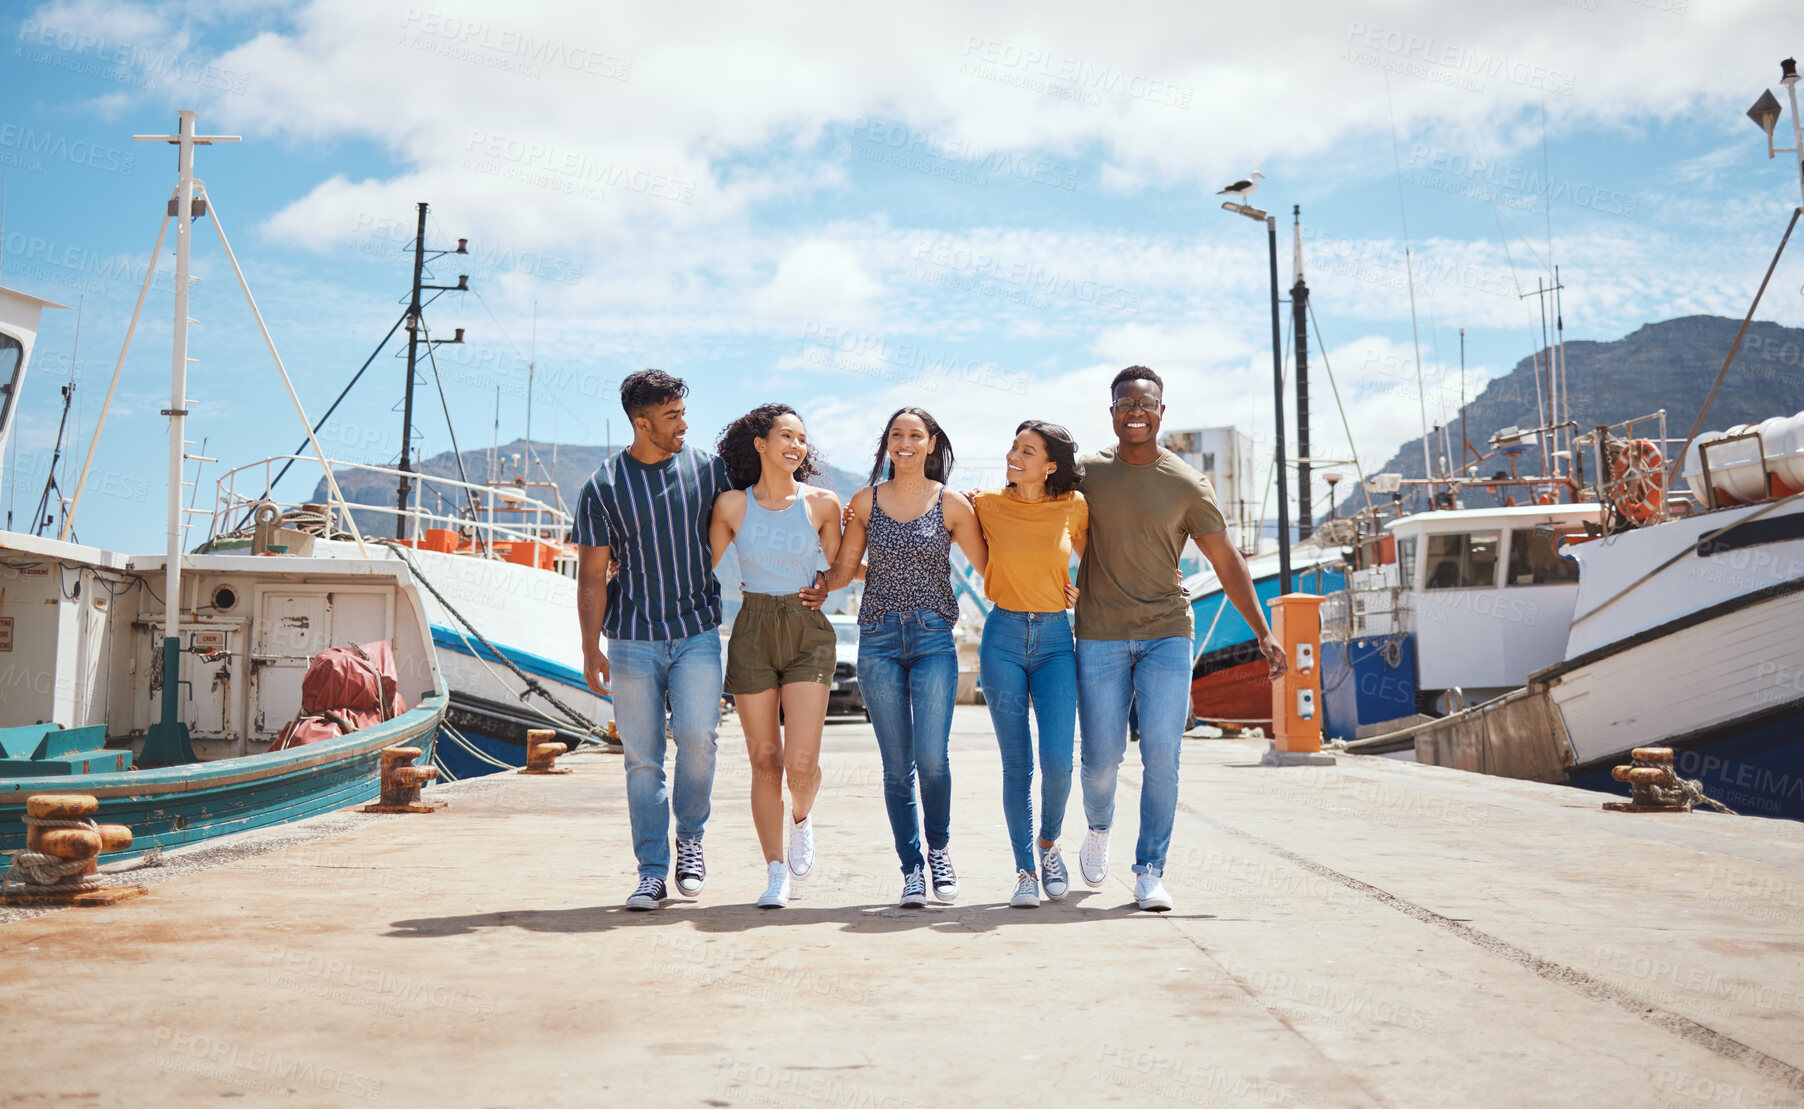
[270,641,408,750]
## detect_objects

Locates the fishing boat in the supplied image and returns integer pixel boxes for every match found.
[0,111,448,864]
[196,459,609,780]
[1341,410,1804,818]
[1538,412,1804,816]
[183,199,613,782]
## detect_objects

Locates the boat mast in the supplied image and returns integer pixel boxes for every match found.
[134,110,238,767]
[1291,205,1311,541]
[1459,327,1467,475]
[525,301,535,480]
[398,202,427,540]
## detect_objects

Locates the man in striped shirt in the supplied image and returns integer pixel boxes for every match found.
[575,369,733,911]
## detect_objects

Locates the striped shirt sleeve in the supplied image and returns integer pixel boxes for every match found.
[570,470,613,547]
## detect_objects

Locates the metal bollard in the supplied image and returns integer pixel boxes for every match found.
[1603,747,1695,813]
[519,728,572,775]
[361,747,447,813]
[2,793,148,906]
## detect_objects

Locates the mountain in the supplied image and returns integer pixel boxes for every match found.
[1350,315,1804,512]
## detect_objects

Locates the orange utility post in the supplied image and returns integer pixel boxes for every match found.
[1263,593,1335,766]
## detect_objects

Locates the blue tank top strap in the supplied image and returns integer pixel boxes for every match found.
[861,487,959,625]
[735,489,824,595]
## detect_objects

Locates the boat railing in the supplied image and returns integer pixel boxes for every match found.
[1573,410,1688,528]
[203,456,575,554]
[1322,563,1414,642]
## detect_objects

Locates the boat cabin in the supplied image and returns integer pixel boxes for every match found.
[1385,503,1600,707]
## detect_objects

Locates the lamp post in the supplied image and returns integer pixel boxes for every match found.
[1748,57,1804,207]
[1324,472,1342,522]
[1223,198,1292,594]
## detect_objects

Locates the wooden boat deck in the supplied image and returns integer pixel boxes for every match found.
[2,706,1801,1107]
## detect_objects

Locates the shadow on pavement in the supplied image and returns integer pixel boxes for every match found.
[387,890,1216,937]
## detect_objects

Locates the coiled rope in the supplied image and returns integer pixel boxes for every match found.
[2,816,104,894]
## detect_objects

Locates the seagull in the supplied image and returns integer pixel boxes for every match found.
[1216,171,1264,200]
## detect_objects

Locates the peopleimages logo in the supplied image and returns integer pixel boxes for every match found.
[399,9,632,80]
[0,124,134,175]
[1342,22,1577,96]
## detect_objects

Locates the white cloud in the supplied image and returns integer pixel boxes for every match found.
[750,239,883,326]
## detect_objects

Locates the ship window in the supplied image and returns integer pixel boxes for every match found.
[1508,528,1581,585]
[1397,536,1416,588]
[1422,531,1499,590]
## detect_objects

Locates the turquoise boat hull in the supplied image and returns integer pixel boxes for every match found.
[0,695,446,864]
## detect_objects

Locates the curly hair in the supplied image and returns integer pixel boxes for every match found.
[716,403,822,489]
[1110,365,1163,396]
[1014,419,1084,496]
[619,369,688,420]
[867,407,954,485]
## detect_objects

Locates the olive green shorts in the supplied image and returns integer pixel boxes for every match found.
[724,592,837,695]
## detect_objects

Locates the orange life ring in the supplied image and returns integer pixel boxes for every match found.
[1612,438,1664,523]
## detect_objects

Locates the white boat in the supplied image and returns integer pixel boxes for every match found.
[195,459,611,779]
[1535,421,1804,817]
[0,111,450,862]
[1343,407,1804,819]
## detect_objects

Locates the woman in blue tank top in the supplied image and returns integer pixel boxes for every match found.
[823,407,987,908]
[709,404,844,909]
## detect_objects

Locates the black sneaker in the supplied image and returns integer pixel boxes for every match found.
[899,865,928,908]
[927,846,959,902]
[674,838,706,895]
[625,875,667,911]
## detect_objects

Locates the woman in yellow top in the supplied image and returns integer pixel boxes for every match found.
[973,420,1088,908]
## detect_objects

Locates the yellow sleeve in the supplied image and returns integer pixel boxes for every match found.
[1068,491,1089,545]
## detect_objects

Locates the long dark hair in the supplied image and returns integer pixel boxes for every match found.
[867,407,954,486]
[1014,419,1084,496]
[716,403,822,490]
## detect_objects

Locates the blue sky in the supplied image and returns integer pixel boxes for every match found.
[4,0,1804,550]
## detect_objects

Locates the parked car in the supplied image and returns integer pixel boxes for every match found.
[827,614,866,718]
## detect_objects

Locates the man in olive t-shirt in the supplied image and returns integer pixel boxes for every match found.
[1073,365,1286,912]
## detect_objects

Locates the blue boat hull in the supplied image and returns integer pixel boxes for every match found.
[1568,699,1804,821]
[433,689,593,781]
[0,696,446,863]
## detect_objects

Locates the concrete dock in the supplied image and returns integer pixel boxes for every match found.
[2,705,1802,1108]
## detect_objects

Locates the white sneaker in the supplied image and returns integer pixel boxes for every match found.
[1079,828,1110,887]
[1038,842,1069,901]
[1134,872,1173,912]
[1010,870,1040,908]
[788,815,815,881]
[927,846,959,902]
[756,861,790,909]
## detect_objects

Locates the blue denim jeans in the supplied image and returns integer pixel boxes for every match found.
[858,611,958,874]
[980,609,1077,873]
[610,626,723,880]
[1076,636,1192,876]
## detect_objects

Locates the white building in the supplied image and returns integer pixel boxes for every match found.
[1162,426,1257,553]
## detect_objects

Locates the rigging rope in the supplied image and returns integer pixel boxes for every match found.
[381,540,602,737]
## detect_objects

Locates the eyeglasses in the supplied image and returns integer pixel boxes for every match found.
[1111,398,1160,415]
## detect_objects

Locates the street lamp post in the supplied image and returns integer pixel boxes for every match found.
[1223,199,1293,594]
